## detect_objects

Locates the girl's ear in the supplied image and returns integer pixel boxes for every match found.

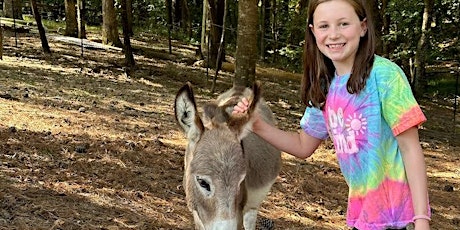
[360,18,368,37]
[309,24,316,36]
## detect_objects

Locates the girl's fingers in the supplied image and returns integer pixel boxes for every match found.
[232,98,250,114]
[242,97,249,106]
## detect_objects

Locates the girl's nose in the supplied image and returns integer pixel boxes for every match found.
[329,26,341,39]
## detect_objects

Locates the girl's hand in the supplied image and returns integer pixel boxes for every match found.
[232,97,250,114]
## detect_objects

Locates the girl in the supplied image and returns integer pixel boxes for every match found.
[233,0,431,229]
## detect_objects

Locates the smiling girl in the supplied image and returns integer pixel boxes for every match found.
[233,0,431,229]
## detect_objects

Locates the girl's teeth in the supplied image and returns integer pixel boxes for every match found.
[329,44,344,48]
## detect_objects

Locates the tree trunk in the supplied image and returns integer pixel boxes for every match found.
[200,0,209,59]
[234,0,258,87]
[120,0,135,70]
[211,0,227,93]
[259,0,270,60]
[4,0,23,19]
[182,0,192,38]
[126,0,133,36]
[271,0,278,63]
[77,0,86,38]
[208,0,225,69]
[65,0,78,37]
[173,0,191,37]
[30,0,51,53]
[0,26,3,60]
[414,0,434,97]
[102,0,122,47]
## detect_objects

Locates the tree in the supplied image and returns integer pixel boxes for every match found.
[0,25,3,60]
[200,0,208,58]
[126,0,133,36]
[65,0,78,37]
[207,0,226,68]
[102,0,122,47]
[4,0,22,19]
[414,0,434,97]
[211,0,227,92]
[30,0,51,53]
[234,0,258,87]
[259,0,271,60]
[173,0,192,37]
[77,0,86,38]
[120,0,135,70]
[270,0,279,63]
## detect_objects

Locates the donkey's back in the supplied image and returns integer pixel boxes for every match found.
[175,83,281,230]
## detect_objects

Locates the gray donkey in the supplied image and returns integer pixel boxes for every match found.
[174,82,281,230]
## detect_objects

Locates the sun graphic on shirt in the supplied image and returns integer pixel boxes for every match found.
[345,113,367,136]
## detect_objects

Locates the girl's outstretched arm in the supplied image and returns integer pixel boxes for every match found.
[233,98,322,159]
[396,127,430,230]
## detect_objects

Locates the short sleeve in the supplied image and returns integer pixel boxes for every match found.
[377,63,427,136]
[300,106,329,140]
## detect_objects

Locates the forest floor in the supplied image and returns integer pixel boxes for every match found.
[0,30,459,230]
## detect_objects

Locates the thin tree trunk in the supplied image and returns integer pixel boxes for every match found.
[414,0,434,97]
[77,0,86,38]
[126,0,133,36]
[30,0,51,53]
[259,0,266,60]
[5,0,22,19]
[200,0,208,59]
[0,26,3,60]
[120,0,135,70]
[180,0,192,38]
[208,0,225,69]
[271,0,278,63]
[234,0,258,87]
[211,0,227,93]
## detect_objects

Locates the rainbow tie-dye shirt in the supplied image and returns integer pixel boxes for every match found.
[300,56,429,230]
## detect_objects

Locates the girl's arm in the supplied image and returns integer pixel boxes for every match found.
[396,127,430,230]
[252,116,322,159]
[234,98,322,159]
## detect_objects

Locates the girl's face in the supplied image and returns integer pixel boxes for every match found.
[310,0,367,74]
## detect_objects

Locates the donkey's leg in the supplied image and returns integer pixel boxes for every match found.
[243,179,276,229]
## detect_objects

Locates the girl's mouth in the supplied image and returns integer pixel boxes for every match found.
[328,43,345,49]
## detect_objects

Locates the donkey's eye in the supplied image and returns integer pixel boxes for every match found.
[197,178,211,192]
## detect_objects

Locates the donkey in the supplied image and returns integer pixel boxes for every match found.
[174,82,281,230]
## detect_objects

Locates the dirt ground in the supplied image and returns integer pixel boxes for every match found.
[0,31,459,230]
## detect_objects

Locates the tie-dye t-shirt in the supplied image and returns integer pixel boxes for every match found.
[300,55,429,230]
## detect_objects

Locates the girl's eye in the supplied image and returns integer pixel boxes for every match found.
[340,22,349,28]
[318,24,328,29]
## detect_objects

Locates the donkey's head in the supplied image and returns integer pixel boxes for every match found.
[174,82,261,230]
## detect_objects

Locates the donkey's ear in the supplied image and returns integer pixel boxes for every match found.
[175,82,204,144]
[227,81,262,140]
[202,102,230,129]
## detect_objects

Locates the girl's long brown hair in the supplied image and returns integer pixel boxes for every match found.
[301,0,376,109]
